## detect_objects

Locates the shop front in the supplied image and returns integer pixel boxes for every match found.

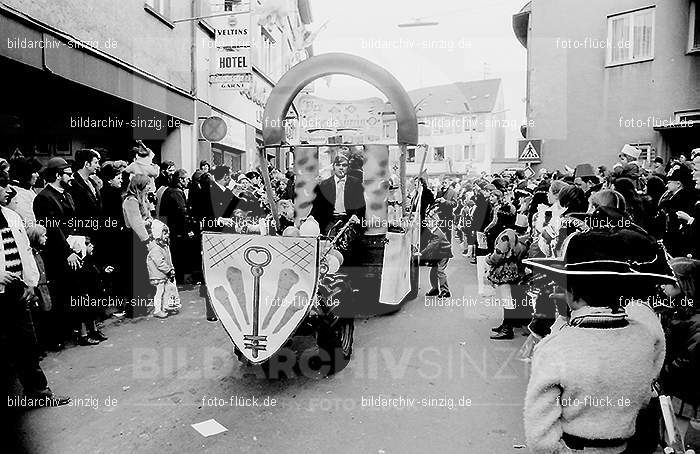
[655,121,700,160]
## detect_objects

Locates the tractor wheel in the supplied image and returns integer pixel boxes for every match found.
[316,318,354,375]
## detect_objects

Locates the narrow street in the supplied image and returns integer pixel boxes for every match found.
[16,255,529,454]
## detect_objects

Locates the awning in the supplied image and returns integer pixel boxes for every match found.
[0,14,43,69]
[1,7,194,124]
[43,35,194,123]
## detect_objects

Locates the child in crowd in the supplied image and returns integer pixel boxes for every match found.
[146,219,181,318]
[486,228,528,340]
[66,235,107,345]
[420,207,452,298]
[27,224,50,357]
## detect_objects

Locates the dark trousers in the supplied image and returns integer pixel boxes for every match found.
[126,231,153,318]
[44,280,70,346]
[1,284,48,396]
[429,258,450,293]
[170,234,192,282]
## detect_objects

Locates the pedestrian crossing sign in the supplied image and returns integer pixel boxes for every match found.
[518,140,542,163]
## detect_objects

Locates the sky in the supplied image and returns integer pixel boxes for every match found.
[306,0,528,157]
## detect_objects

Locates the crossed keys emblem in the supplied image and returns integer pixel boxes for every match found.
[243,246,272,358]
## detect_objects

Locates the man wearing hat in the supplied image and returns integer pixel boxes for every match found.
[310,154,365,235]
[523,226,674,454]
[573,163,602,200]
[615,144,642,182]
[662,164,696,211]
[657,164,697,258]
[651,157,666,178]
[33,158,81,350]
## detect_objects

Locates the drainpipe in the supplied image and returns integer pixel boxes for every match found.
[190,0,198,173]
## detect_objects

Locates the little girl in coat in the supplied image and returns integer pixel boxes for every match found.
[486,228,528,339]
[146,219,181,318]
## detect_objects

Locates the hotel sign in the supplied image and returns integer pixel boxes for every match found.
[209,7,252,91]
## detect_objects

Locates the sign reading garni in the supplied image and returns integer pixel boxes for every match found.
[296,95,385,143]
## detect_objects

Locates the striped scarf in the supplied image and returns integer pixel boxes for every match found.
[0,211,22,275]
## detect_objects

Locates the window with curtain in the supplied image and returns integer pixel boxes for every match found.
[259,27,275,77]
[607,7,655,65]
[463,144,476,160]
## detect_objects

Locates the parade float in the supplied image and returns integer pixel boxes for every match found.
[202,53,421,376]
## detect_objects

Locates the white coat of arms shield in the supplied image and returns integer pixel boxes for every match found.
[202,233,320,363]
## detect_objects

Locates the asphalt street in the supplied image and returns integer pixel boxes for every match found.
[14,252,530,454]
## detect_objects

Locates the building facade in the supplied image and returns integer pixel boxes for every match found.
[0,0,312,172]
[513,0,700,171]
[383,80,506,177]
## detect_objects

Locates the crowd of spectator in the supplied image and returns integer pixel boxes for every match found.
[418,145,700,452]
[3,143,294,408]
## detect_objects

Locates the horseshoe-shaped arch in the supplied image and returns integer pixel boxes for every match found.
[262,53,418,146]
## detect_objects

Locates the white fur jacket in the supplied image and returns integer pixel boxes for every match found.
[524,302,665,454]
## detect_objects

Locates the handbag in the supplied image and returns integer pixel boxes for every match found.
[488,259,521,285]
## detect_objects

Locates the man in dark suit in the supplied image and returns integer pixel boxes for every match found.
[201,165,240,322]
[310,154,365,235]
[33,158,81,350]
[206,165,239,230]
[159,169,191,281]
[69,149,102,236]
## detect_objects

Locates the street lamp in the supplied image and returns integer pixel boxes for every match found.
[397,18,439,28]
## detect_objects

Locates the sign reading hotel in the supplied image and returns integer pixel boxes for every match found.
[213,48,251,74]
[296,95,385,143]
[209,3,252,91]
